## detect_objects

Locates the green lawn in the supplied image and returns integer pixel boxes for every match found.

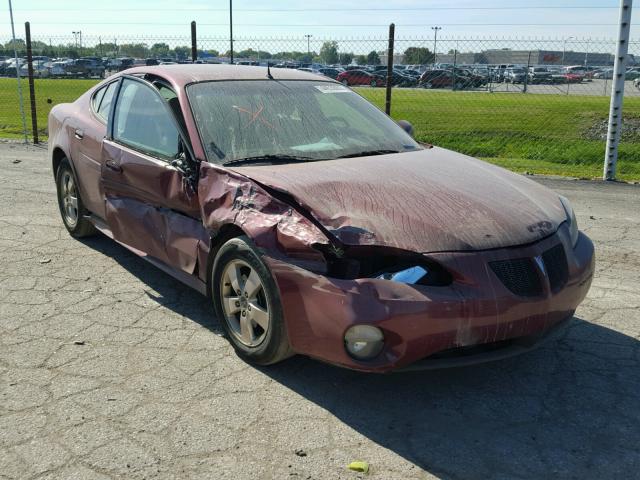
[0,77,100,138]
[1,78,639,180]
[359,88,640,181]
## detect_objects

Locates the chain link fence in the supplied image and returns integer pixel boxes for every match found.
[1,27,639,180]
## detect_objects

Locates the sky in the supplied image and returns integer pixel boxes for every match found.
[2,0,639,52]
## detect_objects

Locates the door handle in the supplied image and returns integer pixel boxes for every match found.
[74,129,84,140]
[105,160,122,173]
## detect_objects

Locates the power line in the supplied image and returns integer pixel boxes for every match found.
[7,22,633,27]
[11,5,624,12]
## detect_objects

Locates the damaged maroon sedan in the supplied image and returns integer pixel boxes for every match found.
[48,65,594,372]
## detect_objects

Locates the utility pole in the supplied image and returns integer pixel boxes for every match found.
[604,0,633,180]
[431,26,442,66]
[229,0,234,64]
[562,36,574,66]
[8,0,28,143]
[305,34,312,61]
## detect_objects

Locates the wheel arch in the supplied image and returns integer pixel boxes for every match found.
[51,146,70,179]
[205,223,250,297]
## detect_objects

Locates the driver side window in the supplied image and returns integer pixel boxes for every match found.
[113,78,180,160]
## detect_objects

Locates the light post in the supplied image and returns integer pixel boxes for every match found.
[229,0,234,64]
[305,34,312,62]
[562,36,575,66]
[431,26,442,66]
[72,31,78,48]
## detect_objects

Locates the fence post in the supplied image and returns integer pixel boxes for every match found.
[24,22,38,145]
[523,51,531,93]
[604,0,633,181]
[385,23,395,116]
[190,21,197,63]
[452,49,457,91]
[8,0,28,143]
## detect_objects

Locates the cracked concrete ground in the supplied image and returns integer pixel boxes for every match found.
[1,142,639,480]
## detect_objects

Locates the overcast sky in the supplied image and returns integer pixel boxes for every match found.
[2,0,638,48]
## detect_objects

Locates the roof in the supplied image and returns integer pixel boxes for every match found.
[123,64,335,87]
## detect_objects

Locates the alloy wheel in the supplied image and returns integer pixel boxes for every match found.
[220,259,270,347]
[60,171,78,227]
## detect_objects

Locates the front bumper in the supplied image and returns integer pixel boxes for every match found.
[267,226,595,373]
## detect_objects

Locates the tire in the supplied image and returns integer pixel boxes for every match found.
[341,79,349,86]
[211,236,293,366]
[370,79,377,87]
[55,157,96,238]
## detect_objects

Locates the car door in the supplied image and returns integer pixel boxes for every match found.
[100,76,205,275]
[68,79,119,219]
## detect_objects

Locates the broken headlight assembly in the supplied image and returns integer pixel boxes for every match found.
[559,196,579,248]
[316,244,453,285]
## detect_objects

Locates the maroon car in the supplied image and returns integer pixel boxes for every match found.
[48,65,594,372]
[336,69,386,87]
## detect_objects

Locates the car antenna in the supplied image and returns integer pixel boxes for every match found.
[267,62,274,80]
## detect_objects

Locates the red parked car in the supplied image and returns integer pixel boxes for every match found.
[336,69,386,87]
[48,65,594,372]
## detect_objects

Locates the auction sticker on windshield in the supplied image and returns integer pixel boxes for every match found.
[314,84,350,93]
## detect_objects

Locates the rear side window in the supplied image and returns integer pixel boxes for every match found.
[112,78,180,160]
[96,82,117,121]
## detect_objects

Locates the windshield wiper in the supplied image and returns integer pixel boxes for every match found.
[336,149,401,159]
[222,154,316,166]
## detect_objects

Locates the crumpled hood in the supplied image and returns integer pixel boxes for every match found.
[230,147,567,253]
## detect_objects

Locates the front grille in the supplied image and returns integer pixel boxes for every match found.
[542,244,569,292]
[490,258,542,297]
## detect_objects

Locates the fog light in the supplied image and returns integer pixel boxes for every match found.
[344,325,384,360]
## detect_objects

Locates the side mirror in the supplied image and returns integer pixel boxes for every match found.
[397,120,414,137]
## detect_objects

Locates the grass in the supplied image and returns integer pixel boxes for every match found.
[1,78,639,180]
[0,77,100,138]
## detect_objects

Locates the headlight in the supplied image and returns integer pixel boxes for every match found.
[559,196,579,247]
[344,325,385,360]
[376,265,428,284]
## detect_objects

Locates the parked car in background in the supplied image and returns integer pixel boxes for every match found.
[528,66,553,84]
[49,60,72,77]
[66,58,105,78]
[626,68,640,80]
[18,59,51,78]
[419,69,456,89]
[503,67,526,84]
[337,69,386,87]
[316,67,343,80]
[594,68,614,79]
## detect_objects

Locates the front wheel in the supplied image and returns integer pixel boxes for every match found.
[211,236,293,365]
[55,158,96,237]
[370,79,377,87]
[341,79,349,86]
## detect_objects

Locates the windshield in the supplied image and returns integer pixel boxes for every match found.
[187,80,420,165]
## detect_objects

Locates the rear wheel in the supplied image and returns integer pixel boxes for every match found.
[370,79,377,87]
[211,236,293,365]
[55,158,96,238]
[341,79,349,86]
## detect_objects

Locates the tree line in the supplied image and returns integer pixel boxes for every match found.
[2,39,433,65]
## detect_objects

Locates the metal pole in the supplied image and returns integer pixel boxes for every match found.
[24,22,38,144]
[8,0,28,143]
[190,21,197,62]
[452,49,457,91]
[385,23,395,115]
[432,26,441,66]
[229,0,234,64]
[604,0,633,180]
[305,34,312,60]
[523,51,532,93]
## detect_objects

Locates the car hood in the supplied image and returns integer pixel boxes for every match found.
[230,147,567,253]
